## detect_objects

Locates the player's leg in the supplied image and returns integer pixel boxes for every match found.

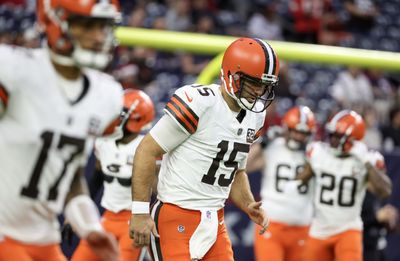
[149,201,200,261]
[253,222,285,261]
[304,235,334,261]
[202,210,234,261]
[286,226,309,261]
[334,230,362,261]
[71,239,102,261]
[29,243,67,261]
[0,237,32,261]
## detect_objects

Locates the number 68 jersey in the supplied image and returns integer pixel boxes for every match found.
[307,141,385,238]
[0,45,123,244]
[155,84,265,211]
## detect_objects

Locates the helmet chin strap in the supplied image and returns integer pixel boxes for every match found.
[238,97,255,110]
[48,48,76,67]
[72,45,110,69]
[287,139,302,150]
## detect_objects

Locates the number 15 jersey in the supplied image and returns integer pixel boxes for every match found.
[154,84,265,211]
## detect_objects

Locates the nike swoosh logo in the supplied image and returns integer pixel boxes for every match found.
[184,91,193,102]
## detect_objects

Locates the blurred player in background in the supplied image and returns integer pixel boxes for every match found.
[129,37,279,260]
[247,105,316,261]
[297,110,392,261]
[72,89,155,261]
[0,1,123,260]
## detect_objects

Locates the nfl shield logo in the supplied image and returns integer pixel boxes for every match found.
[206,210,211,219]
[177,225,185,233]
[246,129,256,143]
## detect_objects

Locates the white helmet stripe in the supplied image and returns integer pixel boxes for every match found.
[256,38,275,75]
[299,106,307,126]
[330,110,351,127]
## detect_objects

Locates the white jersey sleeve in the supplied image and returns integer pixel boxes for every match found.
[366,150,386,171]
[0,45,26,93]
[164,84,211,135]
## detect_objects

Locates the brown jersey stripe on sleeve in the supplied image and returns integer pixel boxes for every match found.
[254,127,264,140]
[172,94,199,123]
[168,98,198,132]
[0,83,9,106]
[165,103,196,134]
[170,96,199,126]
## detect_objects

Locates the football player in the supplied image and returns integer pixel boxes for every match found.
[72,89,155,261]
[0,1,123,260]
[129,37,280,260]
[298,110,392,261]
[249,106,316,261]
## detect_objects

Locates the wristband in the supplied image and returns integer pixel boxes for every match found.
[64,195,103,239]
[131,201,150,214]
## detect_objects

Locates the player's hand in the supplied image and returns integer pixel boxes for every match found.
[129,214,159,248]
[246,201,269,235]
[376,204,399,230]
[349,141,369,164]
[86,231,119,261]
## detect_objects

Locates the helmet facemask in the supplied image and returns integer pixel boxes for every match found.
[40,0,121,69]
[68,16,116,69]
[230,72,277,113]
[285,129,313,151]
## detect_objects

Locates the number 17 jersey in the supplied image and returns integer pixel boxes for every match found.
[0,46,123,244]
[154,84,265,210]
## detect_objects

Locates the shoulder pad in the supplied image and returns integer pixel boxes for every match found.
[164,84,217,134]
[367,150,386,170]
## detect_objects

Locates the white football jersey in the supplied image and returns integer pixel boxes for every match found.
[95,135,144,213]
[0,45,123,244]
[307,142,384,238]
[155,84,266,210]
[260,137,313,225]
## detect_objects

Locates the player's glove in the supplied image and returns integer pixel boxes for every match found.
[349,141,369,164]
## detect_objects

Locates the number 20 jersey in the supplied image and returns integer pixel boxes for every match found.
[0,45,123,244]
[307,141,384,238]
[155,84,265,210]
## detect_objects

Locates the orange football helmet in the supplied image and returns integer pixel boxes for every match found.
[282,106,316,150]
[221,37,279,113]
[120,89,155,133]
[325,110,366,154]
[36,0,120,69]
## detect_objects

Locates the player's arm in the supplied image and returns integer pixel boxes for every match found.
[295,161,314,185]
[130,114,190,247]
[64,168,119,261]
[229,169,269,234]
[350,142,392,199]
[131,134,165,203]
[366,162,392,199]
